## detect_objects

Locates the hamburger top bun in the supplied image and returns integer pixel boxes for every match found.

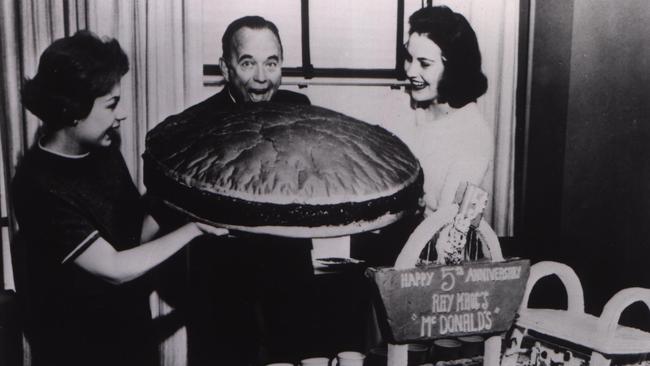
[144,103,423,237]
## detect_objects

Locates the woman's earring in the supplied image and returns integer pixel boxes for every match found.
[73,120,79,126]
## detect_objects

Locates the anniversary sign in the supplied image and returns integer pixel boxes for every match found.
[368,259,530,343]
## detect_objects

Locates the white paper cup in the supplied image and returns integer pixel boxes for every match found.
[333,351,365,366]
[300,357,330,366]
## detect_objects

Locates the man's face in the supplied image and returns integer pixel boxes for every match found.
[221,27,282,103]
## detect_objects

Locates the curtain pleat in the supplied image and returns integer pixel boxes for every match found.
[0,0,23,291]
[66,0,87,32]
[493,0,519,236]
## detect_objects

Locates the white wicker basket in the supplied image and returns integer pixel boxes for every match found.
[502,261,650,366]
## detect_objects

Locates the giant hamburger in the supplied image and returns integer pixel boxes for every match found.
[143,103,423,238]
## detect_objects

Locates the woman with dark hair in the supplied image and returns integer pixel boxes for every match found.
[12,30,227,366]
[403,5,493,212]
[390,6,494,266]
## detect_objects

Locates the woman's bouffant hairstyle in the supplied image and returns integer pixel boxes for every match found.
[21,30,129,132]
[408,6,487,108]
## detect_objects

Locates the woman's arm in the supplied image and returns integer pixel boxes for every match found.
[75,223,227,285]
[438,156,490,207]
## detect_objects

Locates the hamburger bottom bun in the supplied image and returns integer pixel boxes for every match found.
[162,199,406,238]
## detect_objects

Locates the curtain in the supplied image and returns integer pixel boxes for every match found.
[0,1,203,365]
[1,0,520,364]
[432,0,519,236]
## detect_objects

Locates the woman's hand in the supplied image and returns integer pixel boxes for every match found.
[194,222,229,236]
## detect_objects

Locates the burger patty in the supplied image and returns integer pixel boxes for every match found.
[144,102,423,235]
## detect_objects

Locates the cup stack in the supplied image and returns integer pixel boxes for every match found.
[431,339,462,362]
[458,335,484,358]
[407,344,430,365]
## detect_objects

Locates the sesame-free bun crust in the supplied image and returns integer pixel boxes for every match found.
[144,103,423,237]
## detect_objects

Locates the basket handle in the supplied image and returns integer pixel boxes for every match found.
[394,204,458,269]
[477,218,504,262]
[394,208,504,270]
[521,261,585,314]
[598,287,650,338]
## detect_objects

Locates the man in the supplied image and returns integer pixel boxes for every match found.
[164,16,315,366]
[183,15,309,117]
[219,16,309,105]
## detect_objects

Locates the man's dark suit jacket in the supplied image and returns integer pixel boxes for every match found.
[158,87,316,365]
[175,87,311,118]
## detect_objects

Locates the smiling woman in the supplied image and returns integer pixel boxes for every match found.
[11,30,228,366]
[402,5,492,212]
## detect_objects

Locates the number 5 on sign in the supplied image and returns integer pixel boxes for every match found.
[440,267,456,291]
